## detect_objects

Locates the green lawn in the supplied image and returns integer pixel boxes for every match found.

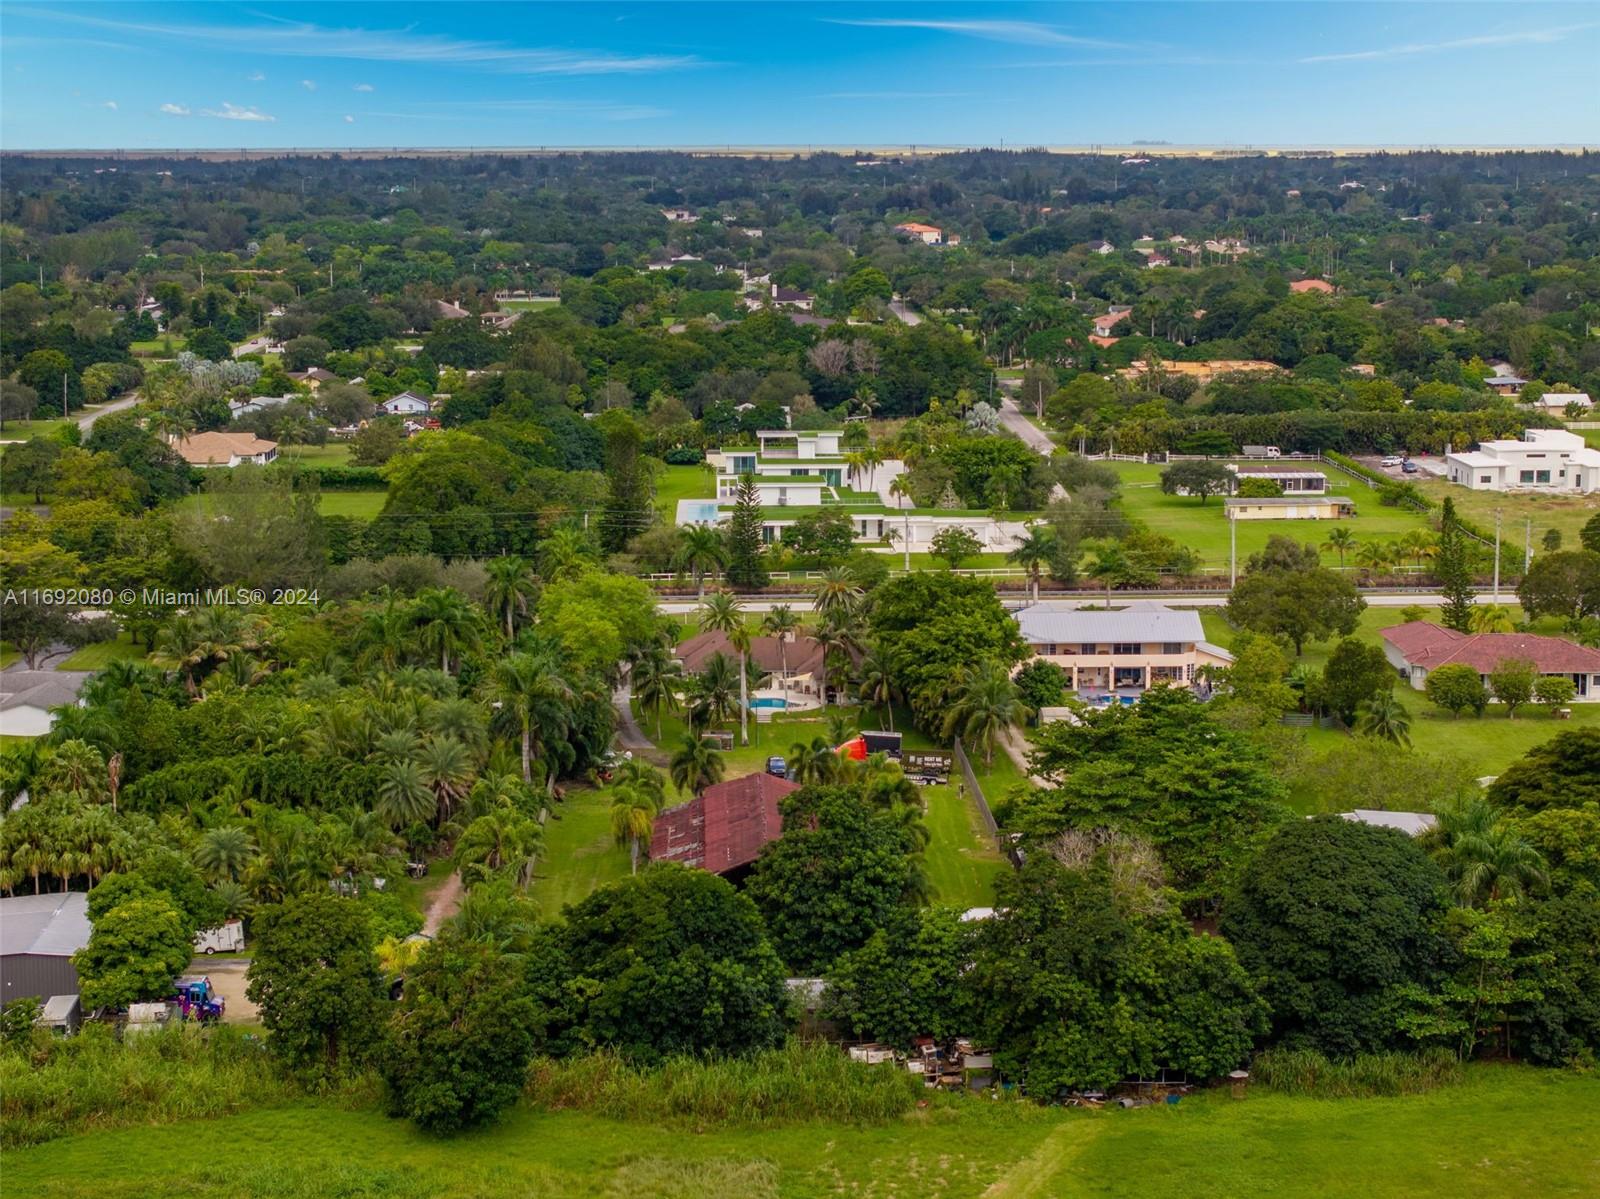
[129,337,186,356]
[1198,603,1599,777]
[56,634,147,672]
[317,488,388,519]
[277,443,355,467]
[0,418,76,442]
[8,1065,1595,1198]
[921,780,1008,908]
[1415,476,1597,558]
[0,642,19,670]
[497,297,562,310]
[534,785,633,919]
[654,462,717,518]
[1110,462,1436,575]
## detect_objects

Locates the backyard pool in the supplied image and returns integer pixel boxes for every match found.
[680,500,722,523]
[750,697,789,710]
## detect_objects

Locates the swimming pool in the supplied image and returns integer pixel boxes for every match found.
[682,501,721,522]
[750,697,789,710]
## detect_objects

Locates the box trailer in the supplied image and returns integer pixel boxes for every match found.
[193,920,245,955]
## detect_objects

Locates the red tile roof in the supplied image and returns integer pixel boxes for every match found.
[650,772,800,874]
[1382,621,1600,674]
[676,630,829,677]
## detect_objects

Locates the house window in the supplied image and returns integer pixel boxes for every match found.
[1480,475,1492,484]
[1520,470,1535,483]
[1536,470,1551,484]
[1161,642,1184,655]
[1039,643,1057,656]
[1112,642,1141,655]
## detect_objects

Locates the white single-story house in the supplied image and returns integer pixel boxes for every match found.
[171,432,279,468]
[1381,621,1600,701]
[1444,428,1600,494]
[0,671,91,737]
[1225,496,1356,521]
[1531,392,1593,414]
[379,391,432,416]
[229,394,297,418]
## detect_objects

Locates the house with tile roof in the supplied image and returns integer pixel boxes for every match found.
[650,772,800,876]
[171,431,278,467]
[1380,621,1600,701]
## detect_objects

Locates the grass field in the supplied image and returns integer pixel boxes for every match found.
[1197,604,1600,778]
[654,461,716,518]
[0,417,77,442]
[534,785,633,918]
[498,297,561,310]
[128,337,186,356]
[8,1065,1595,1198]
[56,634,147,672]
[1109,462,1436,575]
[277,443,355,467]
[317,488,388,518]
[1415,476,1598,557]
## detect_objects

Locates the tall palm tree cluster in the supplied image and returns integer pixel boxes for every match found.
[1321,529,1438,579]
[0,553,631,918]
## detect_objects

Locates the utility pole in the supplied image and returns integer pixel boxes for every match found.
[1492,509,1502,601]
[1229,509,1237,589]
[62,373,69,419]
[1524,516,1533,574]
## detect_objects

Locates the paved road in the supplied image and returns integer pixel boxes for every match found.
[77,392,140,431]
[998,396,1056,455]
[887,298,922,326]
[657,590,1503,616]
[611,669,656,753]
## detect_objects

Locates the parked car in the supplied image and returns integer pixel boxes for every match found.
[1381,455,1404,467]
[1401,460,1419,474]
[766,755,787,779]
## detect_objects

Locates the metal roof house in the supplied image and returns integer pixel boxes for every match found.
[1014,602,1234,700]
[650,772,800,877]
[0,891,92,1006]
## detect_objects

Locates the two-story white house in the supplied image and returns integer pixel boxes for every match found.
[1445,428,1600,494]
[1014,603,1234,700]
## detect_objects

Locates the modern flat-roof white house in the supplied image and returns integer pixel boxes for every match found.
[1444,428,1600,494]
[1014,603,1234,701]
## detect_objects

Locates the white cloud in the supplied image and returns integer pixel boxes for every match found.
[353,82,374,92]
[301,78,317,91]
[102,100,117,110]
[343,114,355,123]
[16,9,705,74]
[200,102,276,122]
[159,103,190,116]
[1301,23,1596,63]
[248,70,265,81]
[827,17,1136,51]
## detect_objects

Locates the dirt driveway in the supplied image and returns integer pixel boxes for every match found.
[186,956,259,1024]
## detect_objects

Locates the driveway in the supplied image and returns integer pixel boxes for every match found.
[998,396,1057,456]
[78,392,140,432]
[187,956,259,1024]
[888,298,922,326]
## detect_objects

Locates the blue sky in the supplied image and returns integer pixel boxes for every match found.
[2,2,1595,148]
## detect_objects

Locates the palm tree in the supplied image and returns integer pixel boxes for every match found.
[788,736,843,785]
[669,733,725,798]
[1397,529,1438,569]
[855,650,898,730]
[195,825,255,883]
[152,614,210,696]
[1469,604,1517,634]
[700,591,751,745]
[375,759,437,829]
[761,604,800,694]
[811,617,859,710]
[455,808,544,890]
[690,652,741,733]
[1086,544,1130,604]
[417,736,477,828]
[889,475,913,571]
[609,773,666,874]
[1425,796,1548,907]
[1356,692,1412,747]
[482,555,538,639]
[539,526,594,582]
[629,643,682,741]
[1008,523,1057,603]
[485,651,575,786]
[411,588,484,675]
[942,660,1032,766]
[672,524,729,600]
[1320,527,1356,569]
[1353,540,1397,581]
[813,568,863,621]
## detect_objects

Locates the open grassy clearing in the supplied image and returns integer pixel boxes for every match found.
[277,443,355,467]
[1196,604,1600,778]
[533,784,634,919]
[1414,476,1598,555]
[653,462,716,518]
[316,488,388,519]
[497,297,562,310]
[8,1065,1594,1199]
[0,417,78,442]
[128,337,186,356]
[1109,462,1437,574]
[56,633,148,672]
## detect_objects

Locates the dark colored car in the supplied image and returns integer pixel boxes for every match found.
[766,756,787,779]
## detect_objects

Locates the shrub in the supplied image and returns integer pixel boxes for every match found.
[524,1042,920,1126]
[1252,1047,1462,1098]
[662,447,704,465]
